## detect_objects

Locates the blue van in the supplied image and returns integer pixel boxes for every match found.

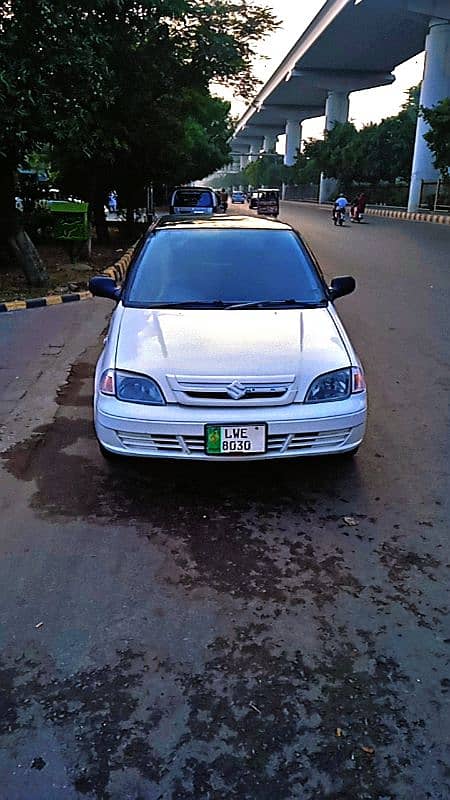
[169,187,217,215]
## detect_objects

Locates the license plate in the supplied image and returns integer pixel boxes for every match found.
[205,424,266,455]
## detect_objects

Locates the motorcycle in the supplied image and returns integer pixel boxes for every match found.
[350,206,364,223]
[333,206,346,226]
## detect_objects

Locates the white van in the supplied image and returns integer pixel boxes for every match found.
[169,187,217,215]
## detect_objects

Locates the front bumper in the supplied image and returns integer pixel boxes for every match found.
[95,395,367,460]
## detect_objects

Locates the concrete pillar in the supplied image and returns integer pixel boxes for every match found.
[263,131,280,153]
[319,90,349,203]
[408,18,450,211]
[249,142,262,162]
[240,153,250,170]
[284,119,301,166]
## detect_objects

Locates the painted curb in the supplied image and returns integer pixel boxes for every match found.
[0,243,137,314]
[364,207,450,224]
[283,200,450,225]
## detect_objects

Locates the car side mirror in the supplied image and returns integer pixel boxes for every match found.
[89,276,121,301]
[329,276,356,301]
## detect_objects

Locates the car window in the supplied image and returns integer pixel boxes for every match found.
[126,229,326,306]
[173,190,213,207]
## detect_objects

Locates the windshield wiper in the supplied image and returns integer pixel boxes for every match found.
[225,299,326,310]
[144,300,227,309]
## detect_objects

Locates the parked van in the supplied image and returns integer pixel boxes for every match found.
[169,187,217,215]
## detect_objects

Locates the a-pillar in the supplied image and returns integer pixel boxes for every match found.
[408,18,450,211]
[319,91,349,203]
[284,119,301,167]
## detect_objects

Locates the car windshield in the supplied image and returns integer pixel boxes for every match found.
[126,229,326,307]
[173,190,213,208]
[259,191,278,201]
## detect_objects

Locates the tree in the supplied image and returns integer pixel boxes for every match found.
[422,98,450,181]
[290,150,321,187]
[301,123,360,190]
[355,87,419,184]
[243,154,287,188]
[295,85,420,193]
[0,0,277,281]
[0,0,114,282]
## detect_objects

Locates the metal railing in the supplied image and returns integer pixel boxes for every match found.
[420,179,450,213]
[283,184,319,202]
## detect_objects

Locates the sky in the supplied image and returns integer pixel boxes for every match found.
[220,0,425,147]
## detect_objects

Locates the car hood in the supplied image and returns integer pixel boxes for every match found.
[115,306,350,397]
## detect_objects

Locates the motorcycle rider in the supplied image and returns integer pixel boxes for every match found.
[333,193,349,225]
[351,191,367,221]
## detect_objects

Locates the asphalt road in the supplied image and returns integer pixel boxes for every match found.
[0,205,449,800]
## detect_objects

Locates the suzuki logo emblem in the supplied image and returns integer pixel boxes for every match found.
[226,380,248,400]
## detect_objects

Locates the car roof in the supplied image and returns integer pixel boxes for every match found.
[171,186,214,192]
[154,214,292,231]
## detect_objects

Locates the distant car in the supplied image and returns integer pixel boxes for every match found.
[169,187,217,215]
[90,214,367,462]
[249,191,259,209]
[231,191,246,204]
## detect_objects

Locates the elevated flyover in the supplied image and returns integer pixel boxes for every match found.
[231,0,450,210]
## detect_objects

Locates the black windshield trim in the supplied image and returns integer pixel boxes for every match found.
[124,300,329,310]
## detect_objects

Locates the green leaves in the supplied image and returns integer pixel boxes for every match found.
[0,0,276,204]
[422,98,450,181]
[242,153,287,189]
[296,86,421,189]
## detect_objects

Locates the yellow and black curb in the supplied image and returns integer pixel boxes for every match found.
[285,200,450,225]
[0,244,137,315]
[365,208,450,224]
[101,246,135,282]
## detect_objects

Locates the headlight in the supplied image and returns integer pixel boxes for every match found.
[99,369,165,405]
[305,367,365,403]
[116,371,165,405]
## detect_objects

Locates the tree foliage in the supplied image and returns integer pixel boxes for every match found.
[293,85,420,192]
[422,97,450,181]
[0,0,277,279]
[242,154,288,188]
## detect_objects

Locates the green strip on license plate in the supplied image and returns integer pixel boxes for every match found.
[206,426,222,454]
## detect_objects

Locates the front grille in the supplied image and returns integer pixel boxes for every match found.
[116,431,204,454]
[268,428,351,453]
[167,374,297,407]
[116,428,352,456]
[183,389,288,401]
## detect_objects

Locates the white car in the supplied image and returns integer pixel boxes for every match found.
[90,215,367,461]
